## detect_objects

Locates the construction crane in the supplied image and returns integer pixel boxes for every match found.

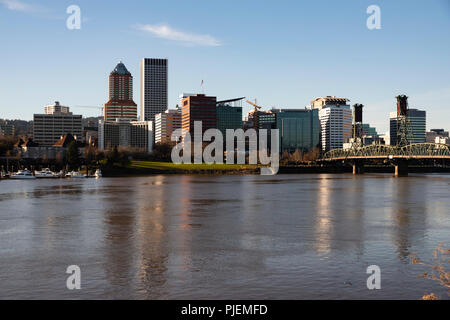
[246,99,264,130]
[246,99,262,113]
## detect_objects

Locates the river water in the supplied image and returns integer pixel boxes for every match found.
[0,174,449,299]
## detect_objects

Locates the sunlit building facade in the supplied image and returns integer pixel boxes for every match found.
[104,61,138,122]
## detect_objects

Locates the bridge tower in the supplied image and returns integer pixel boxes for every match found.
[395,95,410,147]
[394,95,411,176]
[353,104,364,141]
[352,103,365,174]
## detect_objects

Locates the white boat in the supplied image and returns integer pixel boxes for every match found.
[35,168,58,178]
[10,170,36,179]
[67,171,87,179]
[94,169,102,178]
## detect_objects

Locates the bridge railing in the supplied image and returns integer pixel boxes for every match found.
[322,143,450,159]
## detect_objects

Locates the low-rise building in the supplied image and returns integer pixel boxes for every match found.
[98,119,153,152]
[426,129,449,143]
[14,134,84,159]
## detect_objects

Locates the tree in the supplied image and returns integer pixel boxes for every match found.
[106,146,120,166]
[152,142,174,161]
[66,141,80,170]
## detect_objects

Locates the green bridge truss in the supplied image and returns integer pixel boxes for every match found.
[322,143,450,160]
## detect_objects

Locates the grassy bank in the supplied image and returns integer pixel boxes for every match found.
[102,160,260,176]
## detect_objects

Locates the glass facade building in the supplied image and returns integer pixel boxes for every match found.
[274,109,320,153]
[216,99,243,135]
[389,109,426,145]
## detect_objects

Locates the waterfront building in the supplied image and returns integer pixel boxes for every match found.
[154,108,182,144]
[104,61,138,122]
[272,108,320,153]
[98,119,153,152]
[181,94,217,135]
[140,58,168,122]
[14,134,83,160]
[390,109,426,145]
[309,96,352,152]
[33,103,82,146]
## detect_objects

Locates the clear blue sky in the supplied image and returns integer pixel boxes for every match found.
[1,0,449,133]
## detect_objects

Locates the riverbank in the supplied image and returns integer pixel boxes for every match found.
[99,161,450,176]
[101,161,261,176]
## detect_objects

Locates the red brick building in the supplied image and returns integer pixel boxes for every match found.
[181,94,217,135]
[104,61,138,122]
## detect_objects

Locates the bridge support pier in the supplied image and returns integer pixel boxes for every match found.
[352,162,365,175]
[395,160,408,177]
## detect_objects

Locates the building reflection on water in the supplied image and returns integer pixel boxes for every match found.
[390,177,428,262]
[313,175,366,256]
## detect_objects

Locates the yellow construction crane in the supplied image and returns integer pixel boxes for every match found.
[246,99,262,113]
[246,99,264,130]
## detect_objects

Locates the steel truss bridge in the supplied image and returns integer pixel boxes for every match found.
[320,143,450,176]
[322,143,450,160]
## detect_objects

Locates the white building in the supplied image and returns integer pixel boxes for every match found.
[154,109,182,144]
[98,119,153,153]
[44,101,70,114]
[309,96,352,151]
[140,58,168,122]
[436,136,449,144]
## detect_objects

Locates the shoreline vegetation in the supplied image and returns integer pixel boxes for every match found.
[100,160,450,177]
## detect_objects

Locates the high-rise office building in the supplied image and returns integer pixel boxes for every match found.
[389,109,426,145]
[309,96,352,151]
[181,94,217,135]
[273,108,320,153]
[154,108,182,144]
[33,103,82,146]
[140,58,168,122]
[104,61,138,122]
[216,98,244,135]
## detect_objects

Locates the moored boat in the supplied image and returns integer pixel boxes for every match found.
[66,171,87,178]
[10,170,36,179]
[34,168,58,178]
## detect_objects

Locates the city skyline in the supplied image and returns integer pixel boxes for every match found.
[1,0,450,134]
